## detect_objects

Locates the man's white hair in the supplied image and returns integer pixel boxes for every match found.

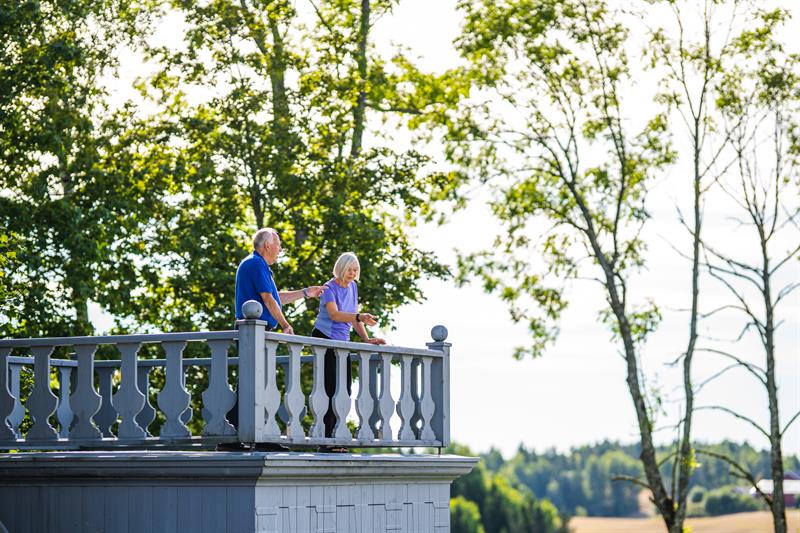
[333,252,360,281]
[253,228,277,250]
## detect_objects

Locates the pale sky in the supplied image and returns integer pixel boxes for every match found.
[91,0,799,459]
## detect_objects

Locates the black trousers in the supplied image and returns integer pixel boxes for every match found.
[312,328,352,438]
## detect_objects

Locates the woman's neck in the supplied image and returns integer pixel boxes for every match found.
[335,278,350,288]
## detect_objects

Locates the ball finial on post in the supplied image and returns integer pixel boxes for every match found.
[431,325,448,342]
[242,300,263,319]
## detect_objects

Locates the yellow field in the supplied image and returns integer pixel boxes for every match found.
[570,510,800,533]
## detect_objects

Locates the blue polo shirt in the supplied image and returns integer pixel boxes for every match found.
[234,251,281,328]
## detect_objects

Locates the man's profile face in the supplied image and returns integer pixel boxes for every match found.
[264,234,282,264]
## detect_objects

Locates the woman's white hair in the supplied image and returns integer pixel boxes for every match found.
[333,252,360,281]
[253,228,277,250]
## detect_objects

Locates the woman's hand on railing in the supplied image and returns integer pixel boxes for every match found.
[365,337,386,345]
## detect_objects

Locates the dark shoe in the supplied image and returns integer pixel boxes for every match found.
[216,442,250,452]
[317,445,350,453]
[252,442,290,452]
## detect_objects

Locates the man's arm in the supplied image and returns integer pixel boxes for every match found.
[260,292,294,335]
[278,285,326,305]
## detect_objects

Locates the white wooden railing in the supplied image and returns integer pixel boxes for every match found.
[0,302,450,450]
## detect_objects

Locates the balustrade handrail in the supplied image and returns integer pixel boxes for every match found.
[1,311,451,451]
[0,330,239,348]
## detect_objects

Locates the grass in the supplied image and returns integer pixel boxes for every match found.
[570,510,800,533]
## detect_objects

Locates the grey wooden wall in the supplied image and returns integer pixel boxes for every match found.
[0,452,476,533]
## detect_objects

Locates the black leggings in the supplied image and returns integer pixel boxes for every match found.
[312,328,352,437]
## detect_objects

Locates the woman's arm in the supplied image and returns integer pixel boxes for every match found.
[324,301,377,325]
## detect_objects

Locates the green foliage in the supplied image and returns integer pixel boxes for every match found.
[451,496,485,533]
[703,486,765,516]
[450,445,569,533]
[110,0,448,333]
[0,232,23,324]
[0,0,161,337]
[1,0,448,338]
[475,440,800,518]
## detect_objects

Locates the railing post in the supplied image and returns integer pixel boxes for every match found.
[237,300,267,443]
[426,325,450,447]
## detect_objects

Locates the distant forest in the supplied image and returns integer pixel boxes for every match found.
[448,441,800,533]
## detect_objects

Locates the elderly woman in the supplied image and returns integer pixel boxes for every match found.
[312,252,385,445]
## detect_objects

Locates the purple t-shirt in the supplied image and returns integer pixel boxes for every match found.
[314,278,358,340]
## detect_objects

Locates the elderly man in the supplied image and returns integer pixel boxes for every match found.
[235,228,326,333]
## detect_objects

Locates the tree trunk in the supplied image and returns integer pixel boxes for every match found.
[349,0,370,159]
[763,233,787,533]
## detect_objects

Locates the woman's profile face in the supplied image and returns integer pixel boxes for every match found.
[341,262,360,284]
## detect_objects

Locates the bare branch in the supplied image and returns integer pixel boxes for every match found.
[782,410,800,436]
[695,405,770,438]
[696,449,773,506]
[695,347,766,384]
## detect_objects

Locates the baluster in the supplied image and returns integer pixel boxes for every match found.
[136,367,155,436]
[27,346,58,440]
[368,357,380,436]
[0,348,14,441]
[262,340,282,438]
[283,343,306,440]
[410,358,423,438]
[55,366,74,438]
[377,353,394,441]
[308,346,328,439]
[396,354,416,440]
[112,343,146,439]
[8,364,25,438]
[95,366,118,437]
[180,361,192,424]
[354,351,374,440]
[419,356,436,441]
[202,339,236,436]
[157,341,191,438]
[70,345,102,440]
[332,348,352,440]
[276,359,289,425]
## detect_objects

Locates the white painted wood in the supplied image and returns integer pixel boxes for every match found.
[397,355,416,440]
[283,343,305,440]
[378,354,394,441]
[113,342,146,439]
[94,366,118,437]
[426,340,451,446]
[332,348,352,440]
[368,358,380,437]
[69,344,102,440]
[354,351,374,440]
[55,366,74,438]
[262,340,282,439]
[8,364,24,438]
[0,348,14,441]
[27,345,58,440]
[158,341,191,438]
[202,339,236,436]
[308,346,328,439]
[136,366,156,436]
[410,358,423,439]
[236,319,266,442]
[419,357,437,441]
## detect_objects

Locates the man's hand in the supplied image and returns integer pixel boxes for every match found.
[281,324,294,335]
[304,285,327,298]
[359,313,378,326]
[365,337,386,345]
